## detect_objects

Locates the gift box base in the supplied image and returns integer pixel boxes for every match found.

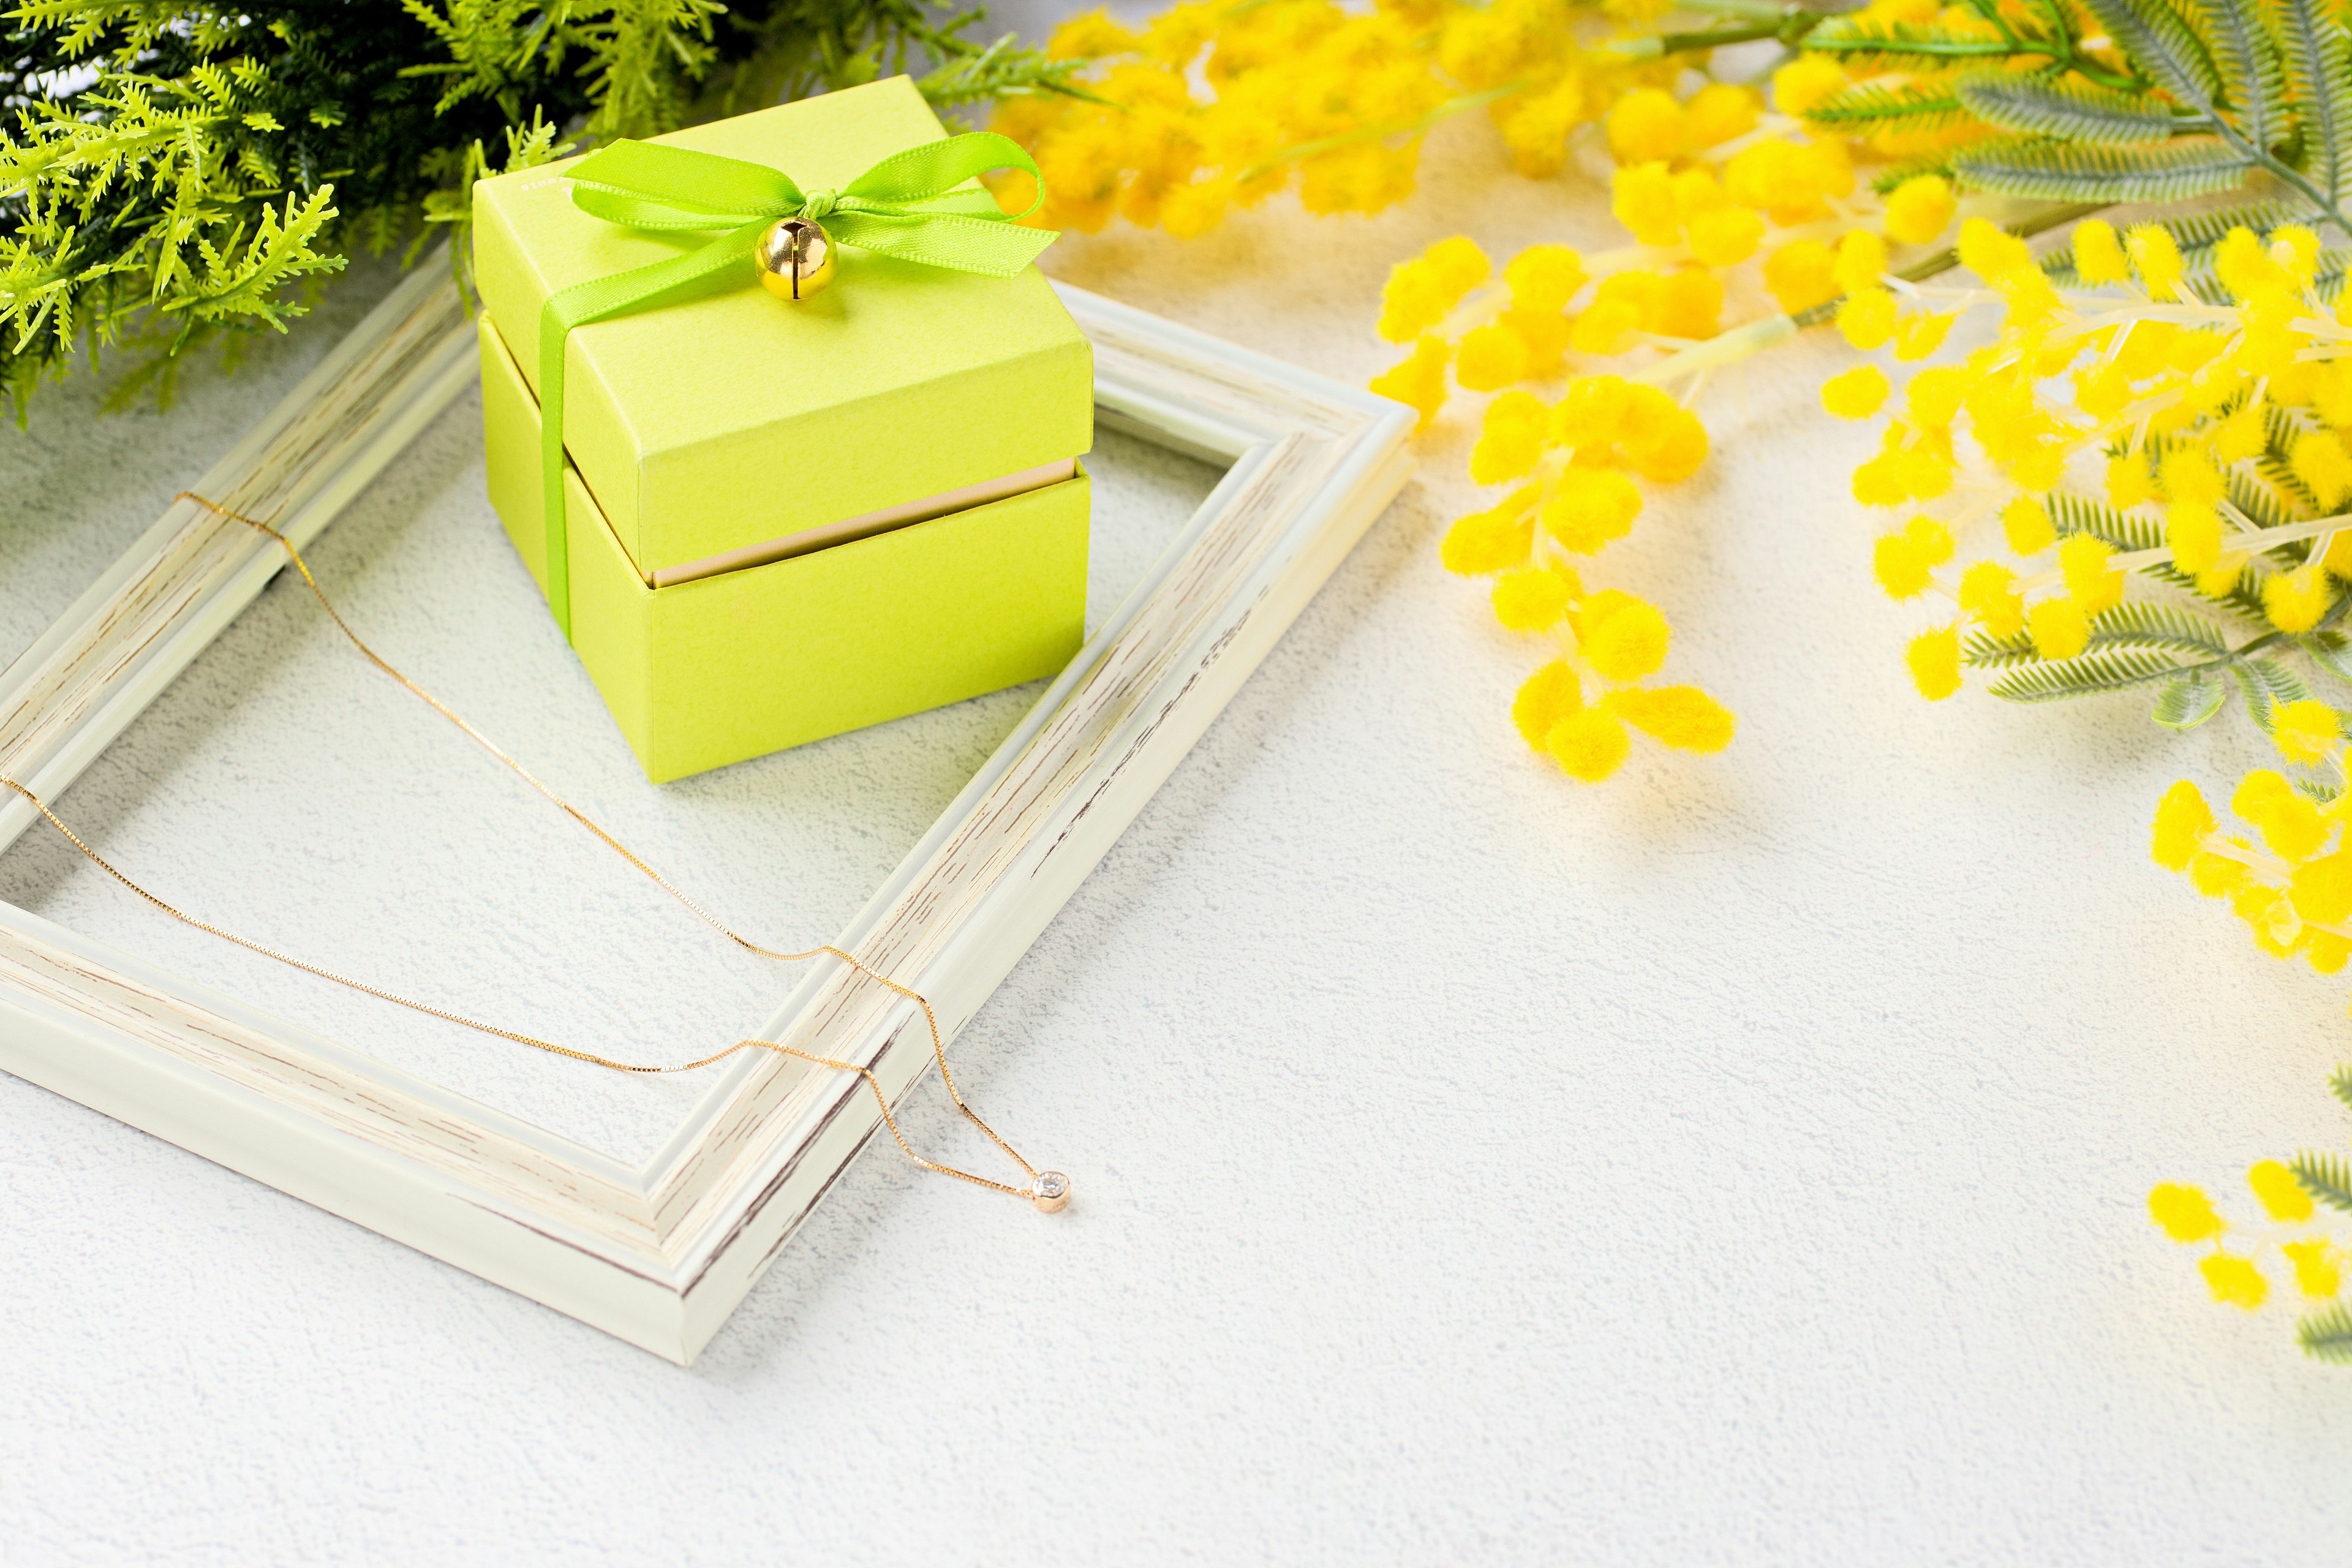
[479,318,1090,783]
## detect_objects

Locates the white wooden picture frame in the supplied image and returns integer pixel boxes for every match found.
[0,262,1413,1363]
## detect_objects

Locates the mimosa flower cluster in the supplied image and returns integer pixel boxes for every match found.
[1006,0,2019,785]
[987,0,1668,237]
[1418,233,1734,781]
[1814,208,2352,1350]
[1003,0,2352,1363]
[2153,736,2352,981]
[2148,1151,2352,1357]
[1389,30,1969,782]
[1826,215,2352,715]
[1828,213,2352,954]
[1372,45,1967,434]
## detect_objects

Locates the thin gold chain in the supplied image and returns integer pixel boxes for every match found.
[0,491,1063,1209]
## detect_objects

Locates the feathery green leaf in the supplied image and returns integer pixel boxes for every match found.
[0,0,1082,419]
[2189,0,2286,149]
[2293,1148,2352,1212]
[1966,600,2231,672]
[2238,656,2316,731]
[1955,71,2187,143]
[2260,403,2329,516]
[2049,492,2162,552]
[2297,1302,2352,1362]
[1800,18,2021,70]
[2302,630,2352,685]
[2092,600,2234,655]
[2152,671,2230,728]
[2271,0,2352,206]
[2076,0,2223,107]
[1951,135,2255,202]
[1869,155,1959,194]
[2227,466,2296,533]
[1987,648,2186,700]
[1804,81,1972,134]
[2247,655,2315,705]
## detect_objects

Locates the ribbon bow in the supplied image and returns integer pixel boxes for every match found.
[535,130,1057,636]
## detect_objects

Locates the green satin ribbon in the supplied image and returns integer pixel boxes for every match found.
[535,130,1057,636]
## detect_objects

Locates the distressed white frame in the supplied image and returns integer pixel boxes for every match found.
[0,262,1414,1363]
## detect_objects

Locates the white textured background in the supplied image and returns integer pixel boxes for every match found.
[7,60,2352,1566]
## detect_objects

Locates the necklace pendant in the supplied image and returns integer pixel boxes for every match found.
[1031,1170,1071,1213]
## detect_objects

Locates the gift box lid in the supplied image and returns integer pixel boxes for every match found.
[472,77,1093,577]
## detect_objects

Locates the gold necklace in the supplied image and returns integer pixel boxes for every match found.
[0,492,1069,1214]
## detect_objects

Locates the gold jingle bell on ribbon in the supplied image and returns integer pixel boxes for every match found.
[755,217,835,301]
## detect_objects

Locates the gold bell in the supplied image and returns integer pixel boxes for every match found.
[755,217,836,301]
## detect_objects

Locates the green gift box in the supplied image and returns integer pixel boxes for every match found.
[472,77,1094,782]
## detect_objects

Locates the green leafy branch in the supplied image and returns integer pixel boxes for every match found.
[0,0,1083,424]
[1957,472,2352,732]
[2296,1072,2352,1361]
[1802,0,2352,234]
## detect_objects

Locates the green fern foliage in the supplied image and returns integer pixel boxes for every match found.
[2297,1302,2352,1363]
[2150,671,2228,728]
[2041,200,2352,301]
[0,0,1084,420]
[1802,83,1971,135]
[2041,201,2300,286]
[1951,137,2254,202]
[1954,75,2185,144]
[2271,0,2352,203]
[2078,0,2223,104]
[1985,648,2184,701]
[2236,657,2319,735]
[1800,20,2024,74]
[1867,155,1962,194]
[1964,600,2232,673]
[2296,772,2347,803]
[2293,1150,2352,1213]
[2087,601,2234,656]
[2188,0,2286,149]
[1964,507,2346,718]
[2304,631,2352,686]
[2047,494,2161,553]
[1799,0,2352,231]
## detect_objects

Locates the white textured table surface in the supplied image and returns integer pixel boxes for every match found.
[7,113,2352,1567]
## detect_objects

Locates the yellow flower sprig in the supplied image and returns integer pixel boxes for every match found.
[1005,0,1991,787]
[2149,1158,2348,1340]
[1381,40,1974,785]
[989,0,1668,236]
[1826,214,2352,712]
[1408,232,1741,782]
[1814,203,2352,1362]
[2154,728,2352,980]
[998,0,2352,1372]
[1367,55,1966,434]
[2150,1055,2352,1362]
[987,0,1888,240]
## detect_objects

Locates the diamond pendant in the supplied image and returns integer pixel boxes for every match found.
[1031,1170,1071,1213]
